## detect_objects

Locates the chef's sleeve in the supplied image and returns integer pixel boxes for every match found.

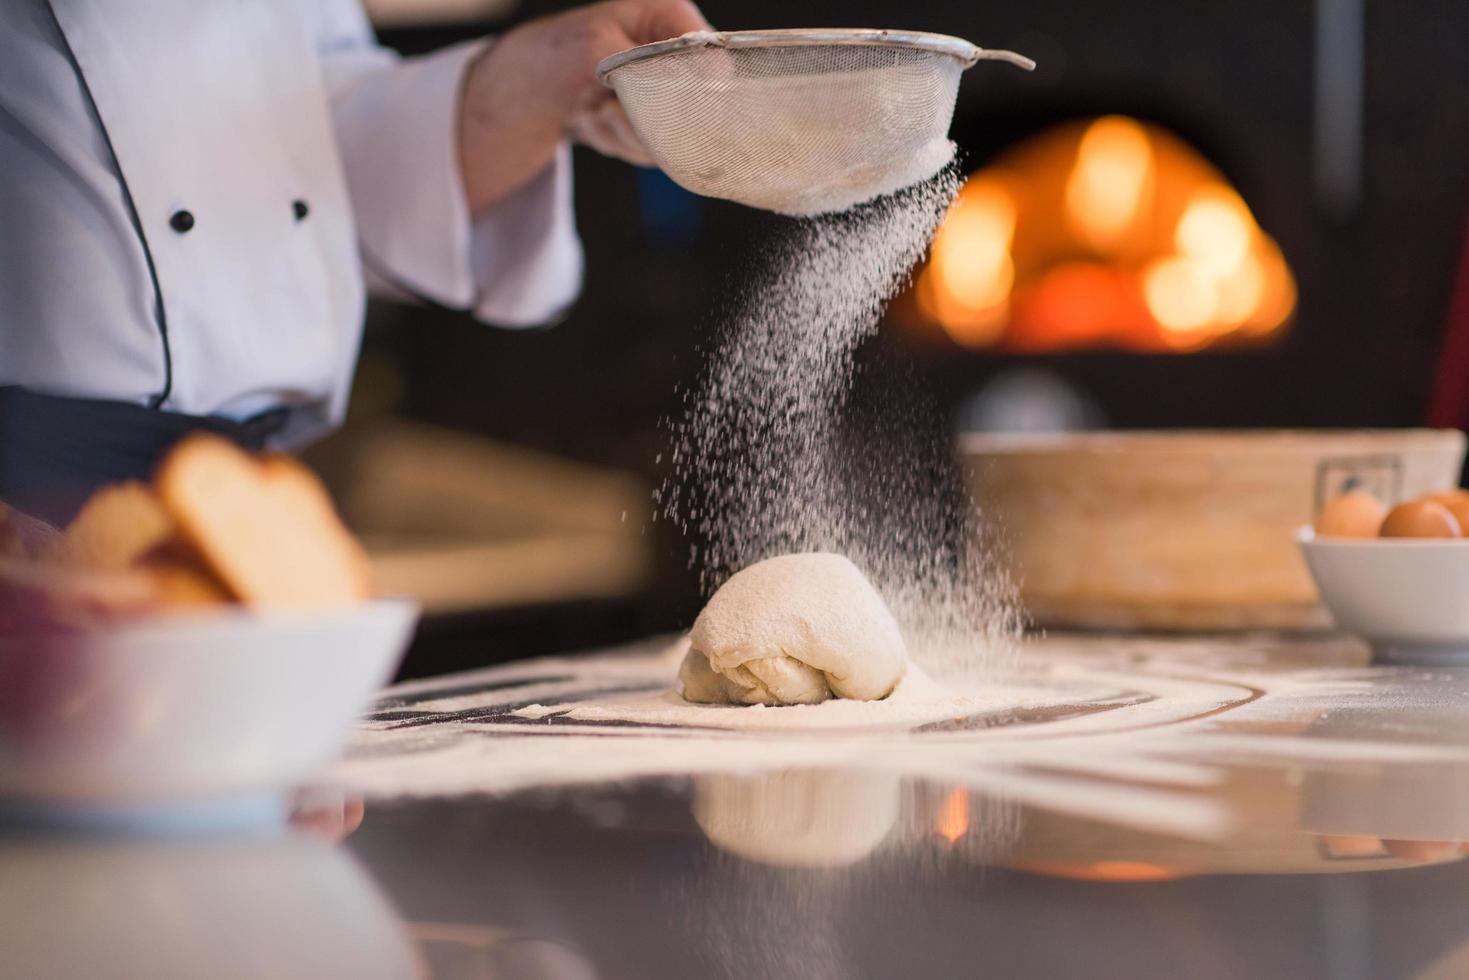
[308,2,583,325]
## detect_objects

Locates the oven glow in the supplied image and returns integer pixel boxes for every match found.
[913,116,1297,353]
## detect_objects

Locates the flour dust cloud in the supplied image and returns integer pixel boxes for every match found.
[658,155,1022,680]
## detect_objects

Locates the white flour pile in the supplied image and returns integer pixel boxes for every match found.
[513,654,1044,734]
[658,149,1021,682]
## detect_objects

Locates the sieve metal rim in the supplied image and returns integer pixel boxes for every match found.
[595,28,1036,84]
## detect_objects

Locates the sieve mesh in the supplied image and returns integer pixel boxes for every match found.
[599,31,1034,216]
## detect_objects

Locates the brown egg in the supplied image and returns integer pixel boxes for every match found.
[1439,505,1469,537]
[1423,489,1469,527]
[1379,500,1463,538]
[1314,490,1387,538]
[1423,488,1469,506]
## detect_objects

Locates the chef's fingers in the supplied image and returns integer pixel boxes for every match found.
[611,0,712,46]
[572,100,657,167]
[587,1,729,107]
[569,104,621,156]
[599,100,657,166]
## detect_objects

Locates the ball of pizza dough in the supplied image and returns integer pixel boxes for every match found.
[678,552,907,705]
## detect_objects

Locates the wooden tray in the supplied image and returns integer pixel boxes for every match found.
[962,430,1466,631]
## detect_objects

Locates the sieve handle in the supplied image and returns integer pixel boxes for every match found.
[972,49,1037,71]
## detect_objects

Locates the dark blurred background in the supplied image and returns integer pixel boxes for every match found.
[334,0,1469,677]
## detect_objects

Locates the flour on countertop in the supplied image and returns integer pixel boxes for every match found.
[511,665,1059,734]
[339,634,1469,843]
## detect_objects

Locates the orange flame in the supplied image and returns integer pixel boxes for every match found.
[919,179,1016,348]
[1064,116,1154,253]
[936,787,970,843]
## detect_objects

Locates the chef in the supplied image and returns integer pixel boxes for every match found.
[0,0,709,525]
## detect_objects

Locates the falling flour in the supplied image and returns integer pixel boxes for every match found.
[658,149,1021,682]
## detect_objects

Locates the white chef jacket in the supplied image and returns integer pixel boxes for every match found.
[0,0,583,446]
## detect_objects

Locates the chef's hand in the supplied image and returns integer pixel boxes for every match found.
[458,0,712,214]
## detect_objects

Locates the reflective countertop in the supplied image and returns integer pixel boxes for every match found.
[7,633,1469,979]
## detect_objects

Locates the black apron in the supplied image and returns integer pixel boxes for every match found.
[0,387,290,526]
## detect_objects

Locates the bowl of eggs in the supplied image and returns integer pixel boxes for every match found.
[1299,488,1469,663]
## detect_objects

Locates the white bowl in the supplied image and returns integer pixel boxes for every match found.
[1297,528,1469,662]
[0,599,417,812]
